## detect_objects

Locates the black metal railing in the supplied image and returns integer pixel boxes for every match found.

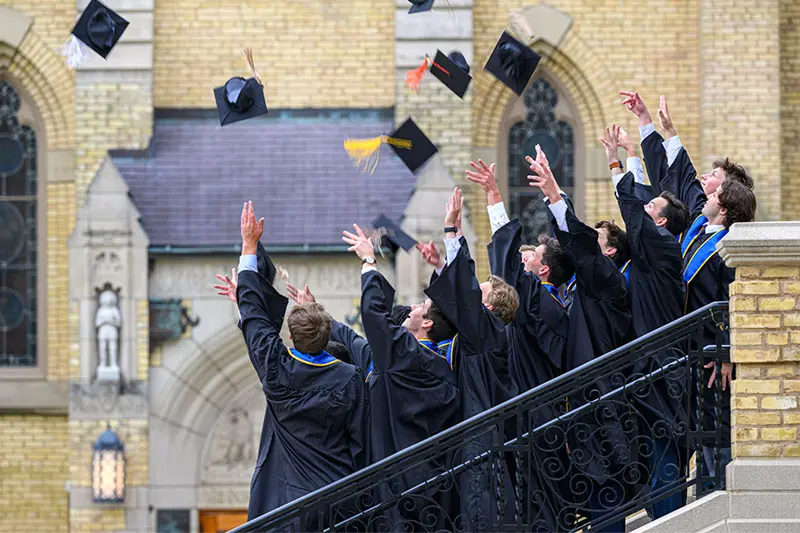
[232,301,730,533]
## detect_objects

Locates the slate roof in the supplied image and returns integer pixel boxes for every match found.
[112,110,419,249]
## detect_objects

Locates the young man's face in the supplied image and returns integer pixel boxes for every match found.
[701,187,722,221]
[644,196,668,227]
[404,299,432,333]
[596,226,614,257]
[700,166,726,196]
[521,249,537,273]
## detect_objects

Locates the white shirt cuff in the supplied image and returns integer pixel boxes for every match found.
[547,200,569,233]
[237,255,257,274]
[444,237,461,266]
[434,263,444,276]
[639,122,656,143]
[663,135,683,168]
[627,157,645,185]
[487,201,511,235]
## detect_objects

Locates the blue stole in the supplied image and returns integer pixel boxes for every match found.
[681,215,709,258]
[620,260,631,286]
[436,338,454,367]
[364,337,454,381]
[542,282,565,307]
[566,274,576,295]
[683,227,728,285]
[287,347,338,367]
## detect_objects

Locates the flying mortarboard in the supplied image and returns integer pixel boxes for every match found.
[372,214,418,253]
[61,0,129,69]
[407,0,435,14]
[213,48,269,127]
[343,118,437,175]
[484,31,541,96]
[429,50,472,98]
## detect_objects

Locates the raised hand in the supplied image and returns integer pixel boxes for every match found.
[620,91,652,126]
[617,127,636,157]
[342,223,376,261]
[658,95,677,138]
[599,124,621,163]
[465,160,502,205]
[286,283,316,305]
[526,144,560,203]
[240,201,264,255]
[444,187,463,230]
[213,268,238,303]
[416,240,445,270]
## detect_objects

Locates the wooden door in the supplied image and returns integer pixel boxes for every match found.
[199,510,248,533]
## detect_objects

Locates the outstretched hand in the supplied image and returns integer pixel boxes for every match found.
[240,201,264,255]
[526,144,560,203]
[342,224,375,261]
[620,91,652,127]
[599,124,621,163]
[416,240,445,270]
[286,283,316,305]
[465,160,502,205]
[617,127,636,157]
[658,95,677,138]
[444,187,463,231]
[214,268,238,304]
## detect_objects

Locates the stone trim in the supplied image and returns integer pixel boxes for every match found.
[0,6,33,49]
[0,380,68,413]
[718,222,800,267]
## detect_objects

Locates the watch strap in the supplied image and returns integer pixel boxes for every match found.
[444,226,458,233]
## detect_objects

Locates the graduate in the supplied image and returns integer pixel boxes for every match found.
[421,187,520,531]
[216,202,367,524]
[621,91,756,489]
[340,223,461,531]
[601,124,692,518]
[465,159,574,531]
[529,148,634,533]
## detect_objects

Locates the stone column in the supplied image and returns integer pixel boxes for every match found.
[718,221,800,528]
[394,0,477,302]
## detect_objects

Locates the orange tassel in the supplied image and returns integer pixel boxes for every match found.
[405,57,430,92]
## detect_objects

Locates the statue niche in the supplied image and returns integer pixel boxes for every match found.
[95,283,122,382]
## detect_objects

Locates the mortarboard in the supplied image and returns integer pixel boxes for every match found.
[429,50,472,98]
[372,213,418,253]
[343,118,437,175]
[484,31,541,96]
[214,48,269,127]
[408,0,435,14]
[61,0,129,68]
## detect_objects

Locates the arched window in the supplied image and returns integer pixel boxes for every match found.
[507,78,575,243]
[0,82,37,367]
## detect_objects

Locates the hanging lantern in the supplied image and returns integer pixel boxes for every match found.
[91,424,126,503]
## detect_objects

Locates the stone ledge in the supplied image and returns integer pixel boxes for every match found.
[633,491,729,533]
[728,458,800,492]
[0,380,69,413]
[718,222,800,267]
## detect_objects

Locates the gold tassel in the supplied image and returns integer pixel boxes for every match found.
[343,135,412,174]
[243,47,263,86]
[368,227,389,258]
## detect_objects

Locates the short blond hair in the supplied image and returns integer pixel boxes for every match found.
[519,245,537,253]
[485,275,520,325]
[286,302,332,355]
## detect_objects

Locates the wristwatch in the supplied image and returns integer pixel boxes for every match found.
[362,257,376,265]
[444,226,458,234]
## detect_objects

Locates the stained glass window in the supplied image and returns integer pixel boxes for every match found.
[0,82,37,367]
[508,78,574,243]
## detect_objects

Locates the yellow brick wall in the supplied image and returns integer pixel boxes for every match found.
[137,299,149,380]
[0,415,69,533]
[69,419,149,488]
[781,0,800,221]
[69,508,126,533]
[730,266,800,457]
[152,0,395,109]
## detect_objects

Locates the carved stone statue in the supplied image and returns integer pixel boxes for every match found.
[95,286,122,382]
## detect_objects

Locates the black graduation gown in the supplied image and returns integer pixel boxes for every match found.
[425,237,519,531]
[331,320,373,377]
[616,171,687,425]
[237,261,366,522]
[641,130,705,219]
[487,219,571,531]
[359,270,461,530]
[549,203,636,512]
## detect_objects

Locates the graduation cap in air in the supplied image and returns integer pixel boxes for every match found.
[484,31,541,96]
[61,0,129,69]
[213,48,269,127]
[430,50,472,98]
[372,213,418,253]
[343,118,437,175]
[407,0,435,14]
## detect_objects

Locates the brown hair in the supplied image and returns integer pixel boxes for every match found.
[594,220,631,268]
[658,191,691,236]
[423,301,457,343]
[717,179,757,228]
[712,157,754,190]
[537,235,574,287]
[519,244,537,253]
[485,275,520,325]
[286,302,332,355]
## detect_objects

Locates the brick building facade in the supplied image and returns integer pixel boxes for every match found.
[0,0,798,531]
